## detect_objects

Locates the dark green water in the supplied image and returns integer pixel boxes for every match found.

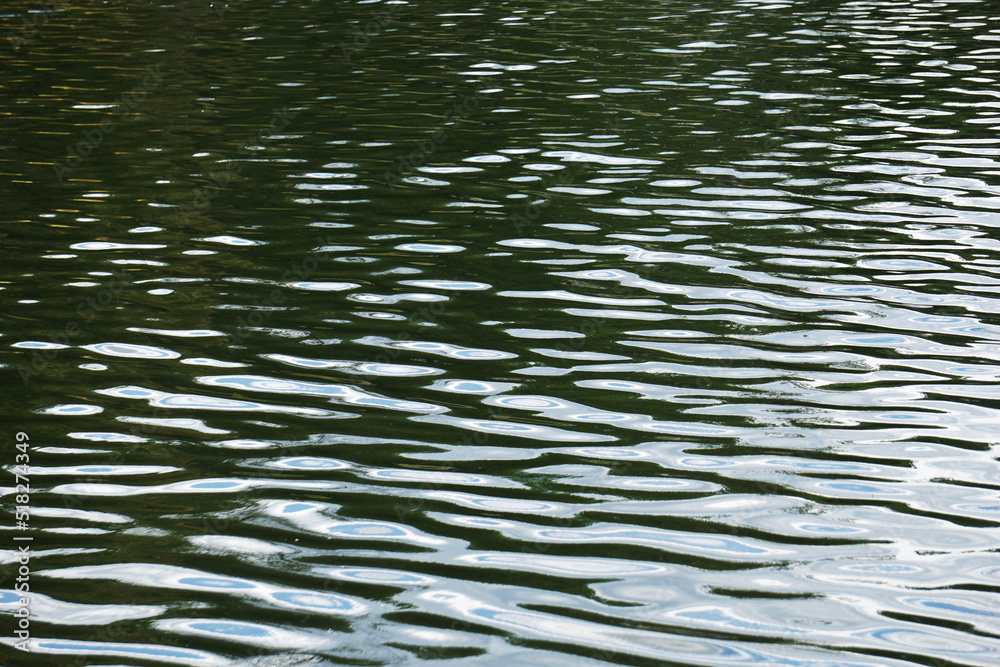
[3,0,1000,664]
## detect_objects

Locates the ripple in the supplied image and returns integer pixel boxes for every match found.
[81,342,181,359]
[13,340,71,349]
[24,639,228,665]
[357,336,518,360]
[398,279,491,290]
[533,525,785,559]
[426,379,519,394]
[70,242,166,250]
[198,374,442,413]
[395,243,465,253]
[365,469,492,485]
[265,353,443,377]
[67,431,146,443]
[287,281,359,291]
[44,563,368,616]
[262,457,351,471]
[457,552,668,577]
[155,619,328,651]
[96,385,333,416]
[541,150,661,166]
[323,567,435,586]
[128,328,226,338]
[414,413,616,442]
[41,404,104,416]
[428,491,563,514]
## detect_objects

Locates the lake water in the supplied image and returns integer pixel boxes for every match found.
[3,0,1000,665]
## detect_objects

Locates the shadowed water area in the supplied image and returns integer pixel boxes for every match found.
[2,0,1000,664]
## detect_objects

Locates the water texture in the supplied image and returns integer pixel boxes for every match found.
[2,0,1000,665]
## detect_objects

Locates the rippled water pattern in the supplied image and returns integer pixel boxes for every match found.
[3,0,1000,665]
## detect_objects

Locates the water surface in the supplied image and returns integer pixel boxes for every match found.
[2,0,1000,665]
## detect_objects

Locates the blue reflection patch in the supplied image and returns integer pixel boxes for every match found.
[177,577,255,590]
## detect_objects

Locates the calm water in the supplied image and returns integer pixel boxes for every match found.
[2,0,1000,665]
